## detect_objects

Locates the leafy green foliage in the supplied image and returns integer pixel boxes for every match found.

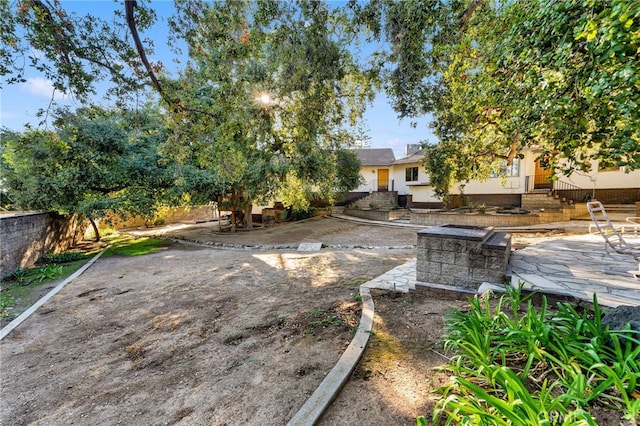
[0,0,155,102]
[161,0,372,226]
[433,286,640,424]
[42,251,88,264]
[3,1,371,222]
[361,0,640,198]
[33,264,62,282]
[0,292,15,318]
[1,106,179,239]
[0,258,89,320]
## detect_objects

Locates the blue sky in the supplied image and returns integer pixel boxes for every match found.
[0,1,437,159]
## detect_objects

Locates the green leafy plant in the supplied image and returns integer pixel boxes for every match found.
[43,251,88,264]
[431,285,640,424]
[35,264,63,282]
[4,267,28,284]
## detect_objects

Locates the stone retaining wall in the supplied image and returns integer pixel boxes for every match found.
[410,208,575,227]
[343,208,407,222]
[348,191,398,210]
[0,212,86,277]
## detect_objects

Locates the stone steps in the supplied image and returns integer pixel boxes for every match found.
[521,191,567,210]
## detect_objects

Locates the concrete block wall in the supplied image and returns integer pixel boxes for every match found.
[411,211,540,227]
[410,207,576,227]
[416,226,511,289]
[0,212,86,277]
[521,193,566,210]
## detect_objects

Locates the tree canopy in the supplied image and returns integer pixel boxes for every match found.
[160,0,372,226]
[0,106,181,239]
[1,0,370,225]
[360,0,639,198]
[3,0,637,206]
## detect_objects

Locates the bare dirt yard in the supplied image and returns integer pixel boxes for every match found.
[0,217,618,425]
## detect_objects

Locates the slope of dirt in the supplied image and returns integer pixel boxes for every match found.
[0,219,417,425]
[130,215,421,248]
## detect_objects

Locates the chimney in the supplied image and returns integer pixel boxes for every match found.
[405,144,420,156]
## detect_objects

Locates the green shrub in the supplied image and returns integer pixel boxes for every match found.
[431,285,639,424]
[43,251,88,264]
[291,207,316,221]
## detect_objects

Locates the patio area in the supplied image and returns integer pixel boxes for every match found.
[508,233,640,307]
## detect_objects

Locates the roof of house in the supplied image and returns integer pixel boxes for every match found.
[352,148,396,166]
[393,149,425,165]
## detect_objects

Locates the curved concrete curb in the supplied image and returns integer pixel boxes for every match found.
[287,286,375,426]
[0,249,106,341]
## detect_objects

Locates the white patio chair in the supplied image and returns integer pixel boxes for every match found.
[587,201,640,279]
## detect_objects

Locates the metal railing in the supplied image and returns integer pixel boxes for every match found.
[553,179,593,204]
[525,175,591,204]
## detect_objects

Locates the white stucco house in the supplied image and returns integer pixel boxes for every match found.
[350,146,640,208]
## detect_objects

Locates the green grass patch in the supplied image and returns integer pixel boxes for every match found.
[104,236,171,257]
[0,237,170,320]
[0,259,88,319]
[0,292,16,318]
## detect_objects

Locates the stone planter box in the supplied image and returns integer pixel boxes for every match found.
[416,225,511,289]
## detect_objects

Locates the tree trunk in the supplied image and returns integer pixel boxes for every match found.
[244,200,253,230]
[89,217,101,242]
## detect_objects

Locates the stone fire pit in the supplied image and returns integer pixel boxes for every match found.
[416,225,511,289]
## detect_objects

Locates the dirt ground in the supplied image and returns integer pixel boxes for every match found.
[0,217,622,425]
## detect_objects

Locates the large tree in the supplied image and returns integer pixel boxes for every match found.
[159,0,372,228]
[0,106,182,240]
[2,1,370,225]
[358,0,640,198]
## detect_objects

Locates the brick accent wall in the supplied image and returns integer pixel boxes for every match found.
[591,188,640,204]
[1,212,86,277]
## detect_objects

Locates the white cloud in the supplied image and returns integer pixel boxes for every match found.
[21,77,71,101]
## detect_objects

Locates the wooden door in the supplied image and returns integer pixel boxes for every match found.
[534,158,552,189]
[377,168,389,192]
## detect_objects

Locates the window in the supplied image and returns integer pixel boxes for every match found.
[490,158,520,178]
[405,167,419,182]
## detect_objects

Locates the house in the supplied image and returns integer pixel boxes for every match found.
[445,149,640,207]
[349,146,640,209]
[351,148,396,192]
[390,148,440,208]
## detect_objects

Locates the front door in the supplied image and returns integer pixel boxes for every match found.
[377,168,389,192]
[534,157,552,189]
